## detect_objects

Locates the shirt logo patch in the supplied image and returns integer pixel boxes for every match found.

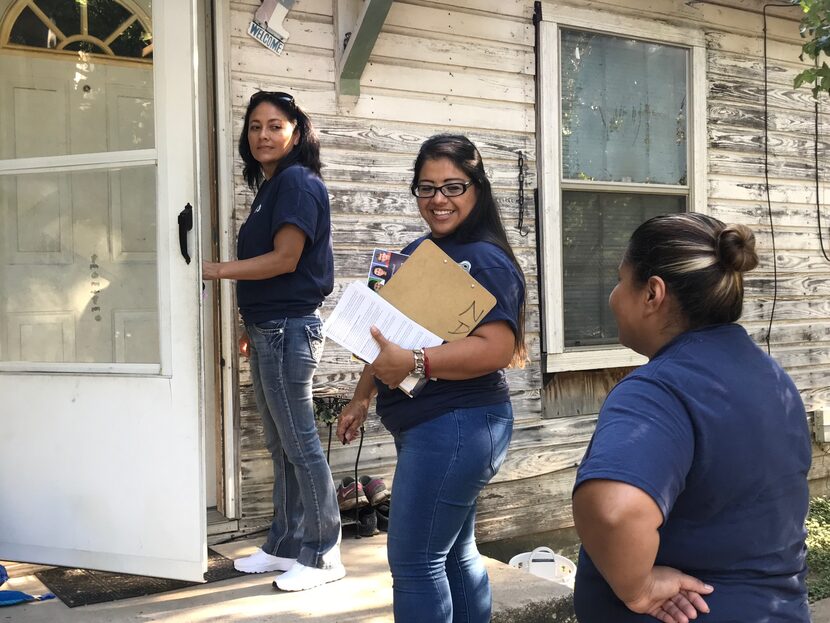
[459,260,472,273]
[254,204,262,213]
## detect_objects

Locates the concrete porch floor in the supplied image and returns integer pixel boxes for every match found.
[1,533,571,622]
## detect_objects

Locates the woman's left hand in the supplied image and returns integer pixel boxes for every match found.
[202,260,222,281]
[624,566,712,623]
[369,326,414,389]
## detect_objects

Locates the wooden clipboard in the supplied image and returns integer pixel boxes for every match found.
[378,239,497,342]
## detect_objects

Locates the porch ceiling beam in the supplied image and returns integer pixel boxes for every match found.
[339,0,393,97]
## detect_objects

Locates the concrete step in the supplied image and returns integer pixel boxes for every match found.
[2,533,572,622]
[813,597,830,623]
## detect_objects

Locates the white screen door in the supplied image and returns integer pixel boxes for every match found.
[0,0,207,581]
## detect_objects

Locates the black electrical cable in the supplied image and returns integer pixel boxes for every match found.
[352,426,365,538]
[762,4,791,354]
[517,150,529,237]
[814,90,830,262]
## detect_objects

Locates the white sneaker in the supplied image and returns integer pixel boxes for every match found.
[233,548,295,573]
[273,561,346,591]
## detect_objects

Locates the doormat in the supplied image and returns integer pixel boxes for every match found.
[34,549,245,608]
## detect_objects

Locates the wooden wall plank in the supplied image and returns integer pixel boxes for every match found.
[360,61,534,104]
[373,31,534,74]
[707,49,810,87]
[709,103,830,137]
[476,468,577,540]
[804,388,830,411]
[746,275,830,298]
[708,128,830,162]
[544,368,635,418]
[232,40,334,82]
[386,3,534,47]
[708,178,820,205]
[710,203,830,230]
[425,0,531,19]
[231,78,339,115]
[743,297,830,322]
[706,29,809,64]
[744,321,830,346]
[708,151,827,180]
[232,0,332,18]
[225,0,830,545]
[315,115,536,159]
[337,91,534,133]
[708,78,824,115]
[749,229,830,253]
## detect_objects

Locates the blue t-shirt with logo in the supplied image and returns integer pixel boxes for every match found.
[573,323,810,623]
[375,233,525,434]
[236,163,333,322]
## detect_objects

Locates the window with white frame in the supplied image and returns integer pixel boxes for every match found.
[537,8,706,372]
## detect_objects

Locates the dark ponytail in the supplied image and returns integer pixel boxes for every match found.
[412,134,528,367]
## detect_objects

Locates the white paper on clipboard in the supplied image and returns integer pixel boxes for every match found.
[323,281,442,396]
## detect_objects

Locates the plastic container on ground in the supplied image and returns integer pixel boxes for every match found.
[508,546,576,589]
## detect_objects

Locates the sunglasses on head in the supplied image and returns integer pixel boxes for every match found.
[250,91,295,107]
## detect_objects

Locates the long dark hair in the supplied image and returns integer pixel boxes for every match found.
[239,91,322,190]
[411,134,527,367]
[624,213,759,329]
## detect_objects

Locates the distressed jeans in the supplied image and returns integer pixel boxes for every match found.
[387,402,514,623]
[246,314,341,569]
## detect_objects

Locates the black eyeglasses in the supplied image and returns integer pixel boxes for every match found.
[250,91,295,107]
[411,180,474,198]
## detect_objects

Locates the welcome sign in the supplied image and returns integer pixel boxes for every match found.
[248,20,285,55]
[247,0,294,56]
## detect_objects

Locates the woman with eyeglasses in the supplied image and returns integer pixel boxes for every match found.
[202,91,343,592]
[337,134,527,622]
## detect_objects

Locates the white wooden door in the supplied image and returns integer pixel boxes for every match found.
[0,1,207,581]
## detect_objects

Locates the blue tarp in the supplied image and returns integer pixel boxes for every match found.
[0,563,54,607]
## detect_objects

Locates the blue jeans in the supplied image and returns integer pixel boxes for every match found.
[387,402,514,623]
[246,314,341,569]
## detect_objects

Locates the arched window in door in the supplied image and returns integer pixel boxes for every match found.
[0,0,152,61]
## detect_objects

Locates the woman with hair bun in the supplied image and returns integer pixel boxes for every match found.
[572,213,810,623]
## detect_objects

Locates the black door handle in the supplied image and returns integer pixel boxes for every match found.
[177,203,193,264]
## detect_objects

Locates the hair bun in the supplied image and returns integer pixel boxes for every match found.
[717,224,759,273]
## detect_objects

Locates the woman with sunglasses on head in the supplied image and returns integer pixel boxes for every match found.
[572,213,810,622]
[337,134,526,622]
[202,91,342,592]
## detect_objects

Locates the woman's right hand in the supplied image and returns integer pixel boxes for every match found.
[202,260,222,281]
[239,332,250,358]
[337,399,369,445]
[624,566,712,623]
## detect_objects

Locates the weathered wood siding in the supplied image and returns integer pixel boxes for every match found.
[227,0,830,542]
[229,0,540,539]
[538,0,830,538]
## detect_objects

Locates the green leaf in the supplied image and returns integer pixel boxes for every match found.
[794,67,819,89]
[795,0,830,97]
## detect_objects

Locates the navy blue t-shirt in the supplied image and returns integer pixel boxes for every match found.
[573,323,811,623]
[236,163,333,322]
[375,233,525,434]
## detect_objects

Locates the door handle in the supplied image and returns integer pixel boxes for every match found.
[177,203,193,264]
